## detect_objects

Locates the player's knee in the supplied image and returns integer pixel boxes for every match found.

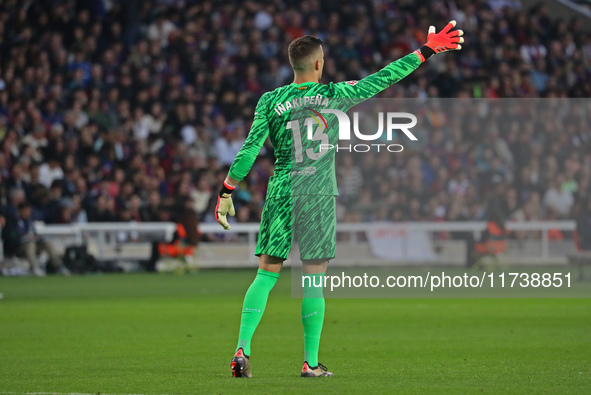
[259,254,284,272]
[302,259,329,274]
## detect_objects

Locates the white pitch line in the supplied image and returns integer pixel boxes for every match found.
[0,392,178,395]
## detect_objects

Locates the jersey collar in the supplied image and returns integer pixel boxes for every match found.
[290,81,318,87]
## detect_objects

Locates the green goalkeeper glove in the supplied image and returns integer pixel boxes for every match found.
[215,181,236,230]
[414,20,464,62]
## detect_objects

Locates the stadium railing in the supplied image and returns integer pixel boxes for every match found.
[197,221,576,263]
[33,222,177,261]
[21,221,576,267]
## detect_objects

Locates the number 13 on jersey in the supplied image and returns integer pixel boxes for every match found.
[286,118,330,163]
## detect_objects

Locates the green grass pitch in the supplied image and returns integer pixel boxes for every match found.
[0,270,589,394]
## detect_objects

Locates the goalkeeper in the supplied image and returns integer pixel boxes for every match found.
[215,21,464,378]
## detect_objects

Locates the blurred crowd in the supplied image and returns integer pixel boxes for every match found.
[337,99,591,242]
[0,0,590,243]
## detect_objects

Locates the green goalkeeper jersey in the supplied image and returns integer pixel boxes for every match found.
[228,52,421,197]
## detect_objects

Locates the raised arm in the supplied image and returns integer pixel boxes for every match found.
[331,53,421,99]
[332,20,464,99]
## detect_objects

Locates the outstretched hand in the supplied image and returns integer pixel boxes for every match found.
[415,20,464,61]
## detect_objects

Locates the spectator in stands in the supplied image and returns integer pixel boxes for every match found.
[5,188,26,222]
[38,155,64,189]
[44,180,64,224]
[543,175,574,218]
[446,196,476,266]
[511,196,541,240]
[5,164,30,199]
[2,202,69,276]
[214,124,246,166]
[575,199,591,250]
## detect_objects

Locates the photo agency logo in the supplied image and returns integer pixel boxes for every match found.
[315,108,418,153]
[279,97,418,155]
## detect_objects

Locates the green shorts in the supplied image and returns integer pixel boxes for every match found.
[255,195,336,261]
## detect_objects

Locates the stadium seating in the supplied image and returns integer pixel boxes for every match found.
[0,0,589,240]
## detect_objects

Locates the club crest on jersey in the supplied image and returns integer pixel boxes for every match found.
[304,107,328,133]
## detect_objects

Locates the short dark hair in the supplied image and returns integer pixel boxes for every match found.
[288,35,323,69]
[50,179,63,190]
[18,202,31,211]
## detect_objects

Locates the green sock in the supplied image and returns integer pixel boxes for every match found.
[301,272,325,367]
[236,268,280,356]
